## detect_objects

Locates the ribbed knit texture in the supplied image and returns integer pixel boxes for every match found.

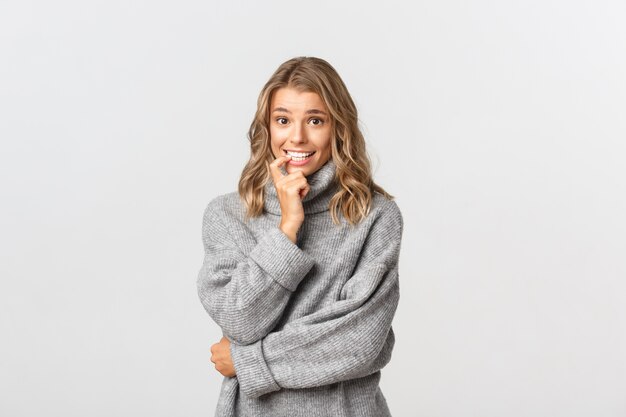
[197,158,404,417]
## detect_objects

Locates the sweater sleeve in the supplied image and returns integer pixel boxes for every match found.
[196,197,316,345]
[229,200,404,399]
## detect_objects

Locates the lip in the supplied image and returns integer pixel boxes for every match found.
[283,149,316,154]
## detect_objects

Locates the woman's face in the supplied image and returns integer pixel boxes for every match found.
[269,87,332,176]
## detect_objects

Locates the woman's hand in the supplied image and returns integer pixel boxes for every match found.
[269,155,310,243]
[210,336,236,378]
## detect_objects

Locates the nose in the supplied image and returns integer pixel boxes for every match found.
[290,121,307,144]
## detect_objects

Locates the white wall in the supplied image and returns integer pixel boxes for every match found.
[1,0,625,416]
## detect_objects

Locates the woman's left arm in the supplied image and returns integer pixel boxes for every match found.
[229,200,404,399]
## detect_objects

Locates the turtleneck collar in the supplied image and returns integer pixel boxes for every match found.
[263,158,338,215]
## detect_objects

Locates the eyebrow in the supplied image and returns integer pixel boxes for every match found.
[272,107,328,116]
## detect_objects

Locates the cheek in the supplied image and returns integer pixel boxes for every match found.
[311,130,331,149]
[321,136,332,153]
[269,127,285,144]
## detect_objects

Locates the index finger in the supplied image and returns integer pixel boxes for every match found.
[268,155,291,184]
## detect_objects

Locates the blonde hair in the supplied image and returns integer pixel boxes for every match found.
[238,56,394,226]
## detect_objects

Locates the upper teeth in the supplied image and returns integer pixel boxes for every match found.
[286,151,314,157]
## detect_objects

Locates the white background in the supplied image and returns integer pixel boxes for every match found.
[1,0,625,416]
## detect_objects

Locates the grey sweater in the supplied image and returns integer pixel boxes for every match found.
[197,158,404,417]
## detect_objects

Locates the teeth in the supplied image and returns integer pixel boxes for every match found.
[286,151,314,157]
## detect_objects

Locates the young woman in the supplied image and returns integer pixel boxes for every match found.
[197,56,404,417]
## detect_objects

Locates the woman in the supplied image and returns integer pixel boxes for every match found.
[197,56,404,417]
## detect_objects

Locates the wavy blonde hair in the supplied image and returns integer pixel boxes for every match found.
[238,56,394,226]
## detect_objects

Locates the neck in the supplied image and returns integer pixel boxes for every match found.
[263,159,338,215]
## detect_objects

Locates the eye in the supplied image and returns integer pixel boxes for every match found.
[309,118,324,125]
[276,117,288,125]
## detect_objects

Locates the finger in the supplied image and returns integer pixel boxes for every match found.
[283,176,311,199]
[300,183,311,199]
[269,155,291,184]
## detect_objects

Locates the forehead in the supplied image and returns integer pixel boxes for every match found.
[270,87,327,111]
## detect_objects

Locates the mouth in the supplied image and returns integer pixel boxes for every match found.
[283,149,316,161]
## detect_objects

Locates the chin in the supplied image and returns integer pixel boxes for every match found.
[288,165,316,176]
[286,165,309,172]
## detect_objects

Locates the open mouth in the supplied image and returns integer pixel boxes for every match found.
[283,150,316,161]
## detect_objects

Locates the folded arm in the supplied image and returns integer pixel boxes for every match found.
[229,199,404,398]
[196,197,315,345]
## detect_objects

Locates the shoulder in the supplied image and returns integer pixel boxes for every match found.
[353,193,404,266]
[202,191,245,232]
[370,192,404,233]
[203,191,243,220]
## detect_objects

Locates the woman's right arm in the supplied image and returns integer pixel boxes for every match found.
[196,197,315,346]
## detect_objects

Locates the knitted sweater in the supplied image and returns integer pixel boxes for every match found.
[196,158,404,417]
